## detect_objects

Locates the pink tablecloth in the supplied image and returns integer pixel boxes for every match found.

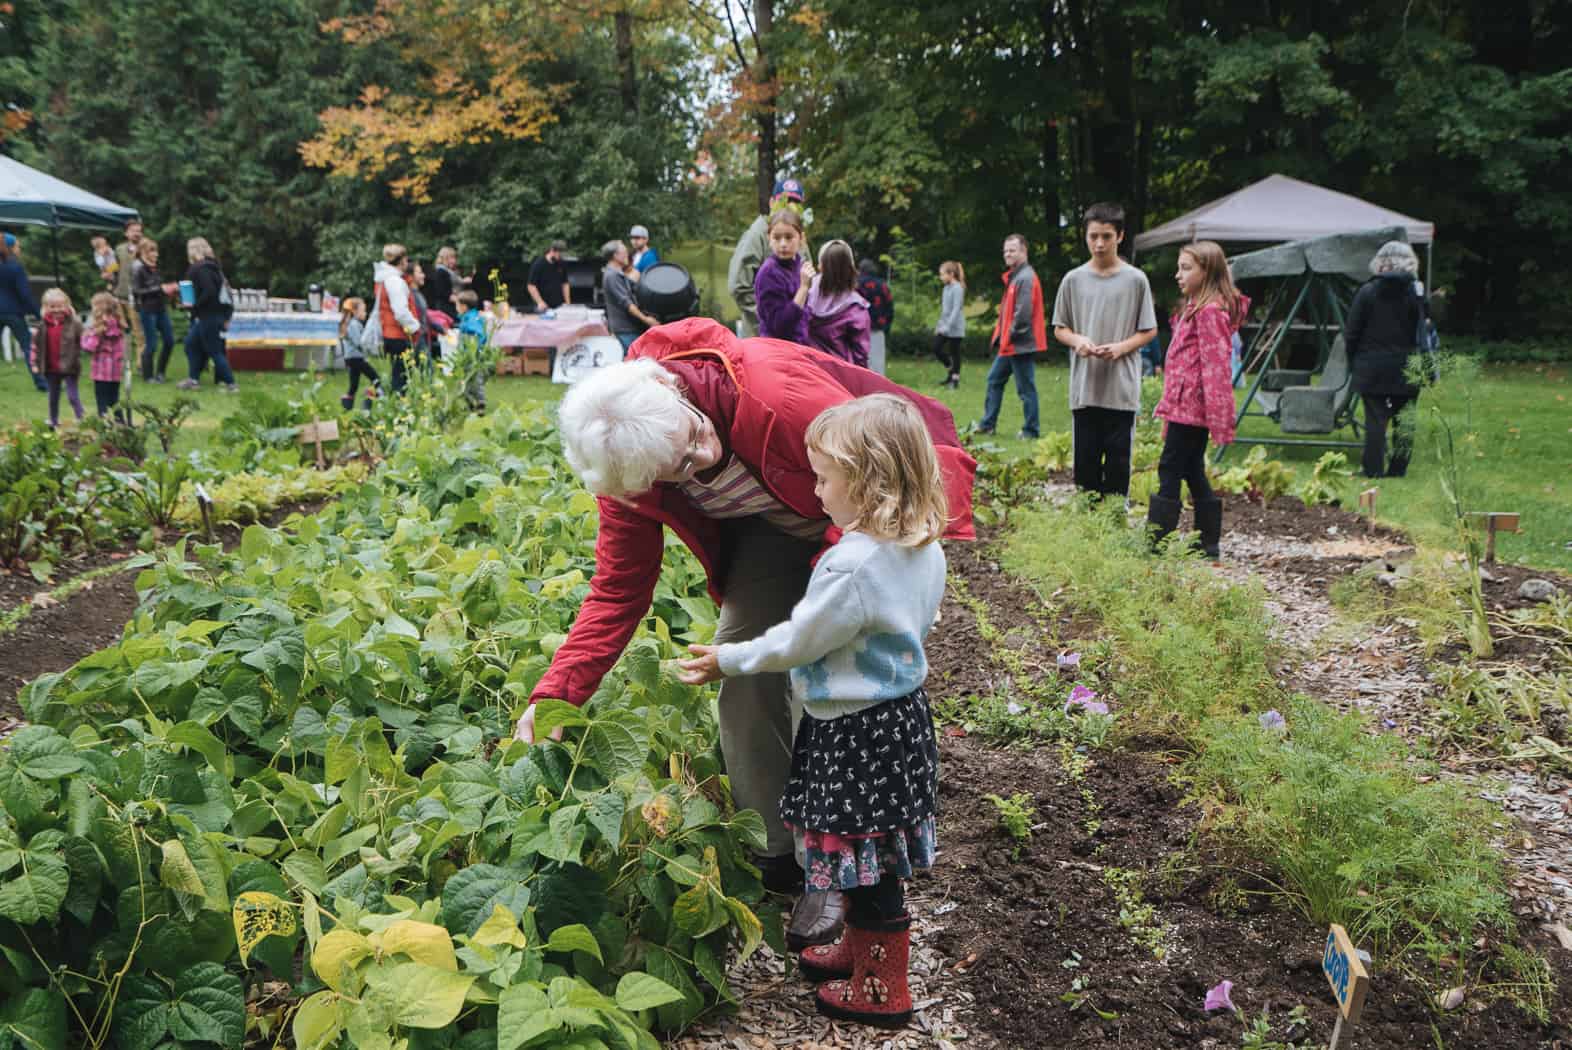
[491,316,609,349]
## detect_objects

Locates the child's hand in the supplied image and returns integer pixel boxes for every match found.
[1074,337,1097,357]
[677,644,724,685]
[798,261,817,291]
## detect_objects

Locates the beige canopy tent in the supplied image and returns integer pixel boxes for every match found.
[1134,174,1434,251]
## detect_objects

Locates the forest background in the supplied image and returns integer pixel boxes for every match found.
[0,0,1568,341]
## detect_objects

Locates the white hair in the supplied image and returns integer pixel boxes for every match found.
[557,358,688,497]
[1370,241,1419,276]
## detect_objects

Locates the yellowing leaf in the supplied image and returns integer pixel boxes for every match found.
[377,920,458,970]
[159,838,206,897]
[364,961,476,1029]
[472,904,528,949]
[291,989,342,1050]
[312,928,373,995]
[232,891,297,965]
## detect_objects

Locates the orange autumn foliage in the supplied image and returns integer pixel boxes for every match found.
[301,0,571,202]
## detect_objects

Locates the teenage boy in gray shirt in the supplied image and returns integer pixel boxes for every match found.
[1052,202,1157,498]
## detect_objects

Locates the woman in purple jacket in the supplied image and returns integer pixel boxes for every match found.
[805,240,870,367]
[753,209,812,343]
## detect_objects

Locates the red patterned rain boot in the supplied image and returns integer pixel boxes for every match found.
[799,926,858,983]
[815,914,913,1029]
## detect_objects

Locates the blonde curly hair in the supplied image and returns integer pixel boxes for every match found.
[806,394,948,547]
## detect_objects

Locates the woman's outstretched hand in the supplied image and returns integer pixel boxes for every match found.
[677,644,723,685]
[513,703,566,744]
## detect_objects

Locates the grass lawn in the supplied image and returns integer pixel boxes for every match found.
[7,345,1566,571]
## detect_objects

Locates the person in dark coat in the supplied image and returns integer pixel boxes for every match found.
[1343,241,1431,478]
[176,237,238,392]
[0,234,44,391]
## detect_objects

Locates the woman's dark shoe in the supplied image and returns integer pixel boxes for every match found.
[1193,497,1223,559]
[816,913,913,1029]
[1146,494,1183,550]
[787,889,848,951]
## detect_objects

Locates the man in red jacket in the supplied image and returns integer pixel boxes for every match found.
[515,317,976,951]
[975,234,1045,439]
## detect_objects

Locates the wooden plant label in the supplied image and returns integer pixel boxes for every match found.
[1359,487,1378,534]
[1467,511,1521,564]
[1322,923,1369,1023]
[299,418,340,470]
[297,419,340,445]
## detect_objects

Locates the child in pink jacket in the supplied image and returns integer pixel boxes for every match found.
[1148,241,1248,559]
[81,291,128,420]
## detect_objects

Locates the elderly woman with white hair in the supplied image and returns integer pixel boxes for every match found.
[1343,240,1433,478]
[515,316,977,952]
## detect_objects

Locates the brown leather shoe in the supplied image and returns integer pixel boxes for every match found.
[787,890,847,952]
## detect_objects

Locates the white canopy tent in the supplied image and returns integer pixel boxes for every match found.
[1133,174,1435,281]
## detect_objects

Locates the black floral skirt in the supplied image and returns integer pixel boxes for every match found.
[780,688,939,837]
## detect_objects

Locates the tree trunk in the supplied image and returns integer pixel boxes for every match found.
[1038,0,1061,268]
[754,0,777,215]
[614,10,637,117]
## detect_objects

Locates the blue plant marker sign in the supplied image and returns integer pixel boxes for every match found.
[1323,923,1370,1025]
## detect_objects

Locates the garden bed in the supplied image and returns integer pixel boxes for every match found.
[1,497,334,718]
[923,537,1572,1050]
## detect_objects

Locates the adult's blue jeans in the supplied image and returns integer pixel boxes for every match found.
[139,309,176,379]
[1,313,43,390]
[185,315,235,385]
[979,351,1039,437]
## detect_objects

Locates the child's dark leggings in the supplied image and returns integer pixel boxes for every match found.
[932,334,961,376]
[847,878,905,922]
[346,358,382,399]
[93,379,125,419]
[1156,421,1214,502]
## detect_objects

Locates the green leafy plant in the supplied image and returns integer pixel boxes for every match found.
[9,404,772,1046]
[1292,451,1353,507]
[983,791,1036,855]
[1031,431,1074,473]
[1212,446,1296,503]
[113,456,192,532]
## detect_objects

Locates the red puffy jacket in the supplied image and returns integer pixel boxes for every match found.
[531,317,977,705]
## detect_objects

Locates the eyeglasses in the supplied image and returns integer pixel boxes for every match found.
[667,401,711,483]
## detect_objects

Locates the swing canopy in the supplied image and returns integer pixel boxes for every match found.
[1134,174,1433,252]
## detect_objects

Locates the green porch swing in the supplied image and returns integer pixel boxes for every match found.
[1131,175,1435,462]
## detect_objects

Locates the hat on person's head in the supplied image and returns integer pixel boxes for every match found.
[771,178,805,204]
[2,234,15,249]
[629,224,649,239]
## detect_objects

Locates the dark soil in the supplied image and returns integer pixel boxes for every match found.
[0,547,130,615]
[923,534,1572,1050]
[1,498,333,720]
[1225,493,1407,546]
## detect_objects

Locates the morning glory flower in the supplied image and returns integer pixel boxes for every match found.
[1204,979,1236,1013]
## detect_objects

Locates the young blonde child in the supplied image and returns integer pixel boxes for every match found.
[933,261,966,388]
[804,240,870,367]
[679,393,947,1030]
[753,209,812,344]
[337,297,382,410]
[1148,240,1249,558]
[80,291,128,420]
[31,289,85,427]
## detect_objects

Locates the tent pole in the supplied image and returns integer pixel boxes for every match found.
[50,206,60,295]
[1426,241,1434,304]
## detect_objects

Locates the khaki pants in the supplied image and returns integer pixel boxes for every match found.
[712,518,820,858]
[119,298,146,366]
